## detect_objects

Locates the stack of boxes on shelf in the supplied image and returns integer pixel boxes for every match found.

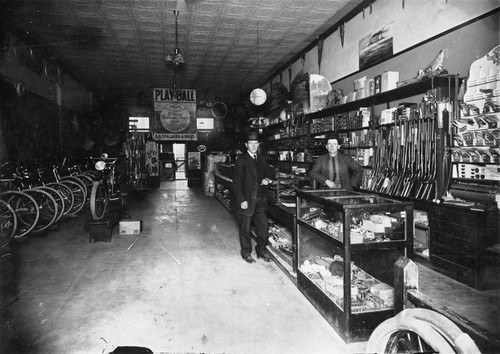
[451,45,500,188]
[342,71,400,104]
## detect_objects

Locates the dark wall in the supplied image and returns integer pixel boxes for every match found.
[0,78,59,165]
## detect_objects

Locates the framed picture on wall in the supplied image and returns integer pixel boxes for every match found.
[188,151,201,170]
[359,22,394,71]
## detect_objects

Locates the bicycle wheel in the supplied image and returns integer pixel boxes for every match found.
[1,191,40,239]
[25,188,58,233]
[0,198,17,243]
[385,330,435,353]
[35,186,65,224]
[46,182,74,216]
[60,176,88,201]
[90,180,109,220]
[60,180,86,216]
[77,173,95,195]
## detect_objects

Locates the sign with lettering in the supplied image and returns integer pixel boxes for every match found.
[152,88,197,141]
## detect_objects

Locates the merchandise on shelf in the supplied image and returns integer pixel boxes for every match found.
[448,45,500,206]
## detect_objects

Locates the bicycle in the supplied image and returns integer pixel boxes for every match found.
[0,198,17,245]
[4,164,60,234]
[0,164,40,239]
[89,153,123,220]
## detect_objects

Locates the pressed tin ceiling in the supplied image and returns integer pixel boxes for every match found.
[1,0,367,104]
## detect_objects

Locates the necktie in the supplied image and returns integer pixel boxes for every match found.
[331,157,336,181]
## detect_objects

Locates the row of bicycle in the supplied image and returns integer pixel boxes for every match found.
[0,155,119,246]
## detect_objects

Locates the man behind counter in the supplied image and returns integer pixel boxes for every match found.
[309,133,364,190]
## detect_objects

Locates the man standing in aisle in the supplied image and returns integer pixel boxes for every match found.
[309,132,364,190]
[233,130,276,263]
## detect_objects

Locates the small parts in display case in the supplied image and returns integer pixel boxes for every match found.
[350,210,405,244]
[299,256,394,313]
[300,205,343,242]
[215,184,232,210]
[299,193,406,244]
[268,223,294,259]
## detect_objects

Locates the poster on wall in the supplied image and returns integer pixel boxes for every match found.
[188,151,201,170]
[309,74,332,113]
[359,22,394,71]
[152,88,198,141]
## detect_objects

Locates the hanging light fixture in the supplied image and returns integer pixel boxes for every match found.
[165,10,185,66]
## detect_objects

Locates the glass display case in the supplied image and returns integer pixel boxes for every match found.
[213,163,236,214]
[295,189,413,342]
[267,172,314,206]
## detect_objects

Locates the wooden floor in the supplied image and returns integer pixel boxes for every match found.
[412,255,500,353]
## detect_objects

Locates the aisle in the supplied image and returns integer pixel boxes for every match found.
[1,181,352,354]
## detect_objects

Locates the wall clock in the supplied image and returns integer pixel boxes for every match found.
[250,88,267,106]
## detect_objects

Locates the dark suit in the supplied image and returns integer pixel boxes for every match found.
[309,152,363,190]
[233,152,275,257]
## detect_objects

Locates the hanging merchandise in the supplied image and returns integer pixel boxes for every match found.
[146,141,159,177]
[123,129,148,190]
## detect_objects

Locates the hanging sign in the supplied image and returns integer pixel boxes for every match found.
[152,88,198,141]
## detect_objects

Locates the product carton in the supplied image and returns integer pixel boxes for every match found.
[119,220,142,235]
[381,71,399,92]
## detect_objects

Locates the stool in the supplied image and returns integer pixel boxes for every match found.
[85,212,121,243]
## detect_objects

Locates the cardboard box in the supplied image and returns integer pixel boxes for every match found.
[381,71,399,92]
[119,220,142,235]
[354,76,367,91]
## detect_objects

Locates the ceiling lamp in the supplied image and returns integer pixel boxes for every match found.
[165,10,185,66]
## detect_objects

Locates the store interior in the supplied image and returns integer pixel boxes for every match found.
[0,1,499,353]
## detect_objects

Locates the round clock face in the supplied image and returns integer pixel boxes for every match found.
[250,88,267,106]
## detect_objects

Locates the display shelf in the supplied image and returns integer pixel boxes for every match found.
[307,75,460,118]
[214,193,233,214]
[306,75,461,204]
[342,146,373,150]
[296,189,413,343]
[267,160,312,175]
[215,163,234,180]
[267,202,298,271]
[268,222,296,278]
[450,47,500,199]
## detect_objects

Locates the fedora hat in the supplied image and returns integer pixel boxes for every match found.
[246,130,260,142]
[326,131,340,142]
